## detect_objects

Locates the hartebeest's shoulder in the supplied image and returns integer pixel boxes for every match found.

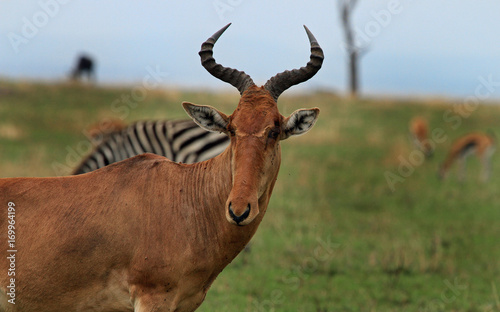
[0,153,235,311]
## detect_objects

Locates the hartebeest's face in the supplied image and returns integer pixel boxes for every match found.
[184,87,319,225]
[183,23,323,226]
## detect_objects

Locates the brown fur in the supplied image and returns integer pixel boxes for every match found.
[409,117,433,157]
[439,132,495,181]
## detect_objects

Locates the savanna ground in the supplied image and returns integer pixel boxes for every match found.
[1,80,499,311]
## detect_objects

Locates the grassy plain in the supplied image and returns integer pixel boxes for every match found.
[1,81,499,311]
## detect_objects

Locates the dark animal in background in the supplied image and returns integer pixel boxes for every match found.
[71,54,95,82]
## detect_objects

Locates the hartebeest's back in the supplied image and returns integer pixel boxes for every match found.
[0,23,323,312]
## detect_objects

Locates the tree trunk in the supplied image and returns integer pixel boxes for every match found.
[349,50,358,98]
[340,0,360,99]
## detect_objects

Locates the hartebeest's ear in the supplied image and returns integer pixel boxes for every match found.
[182,102,230,134]
[281,108,320,140]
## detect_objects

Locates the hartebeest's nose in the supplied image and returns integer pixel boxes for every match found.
[228,203,251,225]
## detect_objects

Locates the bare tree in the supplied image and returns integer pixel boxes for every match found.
[339,0,364,98]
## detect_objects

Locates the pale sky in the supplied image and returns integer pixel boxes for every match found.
[1,0,500,98]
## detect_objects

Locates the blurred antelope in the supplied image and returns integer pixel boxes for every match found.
[438,132,495,182]
[409,116,433,157]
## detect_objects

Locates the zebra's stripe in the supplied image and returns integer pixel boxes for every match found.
[72,119,229,174]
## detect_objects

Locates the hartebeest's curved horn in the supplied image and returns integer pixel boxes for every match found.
[199,23,255,95]
[264,25,324,101]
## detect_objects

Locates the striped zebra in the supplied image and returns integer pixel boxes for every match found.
[72,119,229,174]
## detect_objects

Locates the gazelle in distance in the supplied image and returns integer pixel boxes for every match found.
[0,23,323,312]
[409,116,434,157]
[438,132,495,182]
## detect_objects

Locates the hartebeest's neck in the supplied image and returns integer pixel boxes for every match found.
[185,144,280,265]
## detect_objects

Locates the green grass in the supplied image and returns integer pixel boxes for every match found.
[1,80,500,311]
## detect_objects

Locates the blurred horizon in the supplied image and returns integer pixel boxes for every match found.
[1,0,500,99]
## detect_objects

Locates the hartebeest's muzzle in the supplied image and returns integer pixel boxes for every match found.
[228,203,250,225]
[225,192,259,226]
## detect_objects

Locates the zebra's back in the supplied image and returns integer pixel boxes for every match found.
[72,119,229,175]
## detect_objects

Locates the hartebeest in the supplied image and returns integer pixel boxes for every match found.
[409,116,433,157]
[0,23,323,311]
[438,132,495,182]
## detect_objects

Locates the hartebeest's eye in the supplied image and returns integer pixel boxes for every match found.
[268,128,280,140]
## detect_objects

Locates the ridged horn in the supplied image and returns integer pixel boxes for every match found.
[199,23,255,95]
[264,25,324,101]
